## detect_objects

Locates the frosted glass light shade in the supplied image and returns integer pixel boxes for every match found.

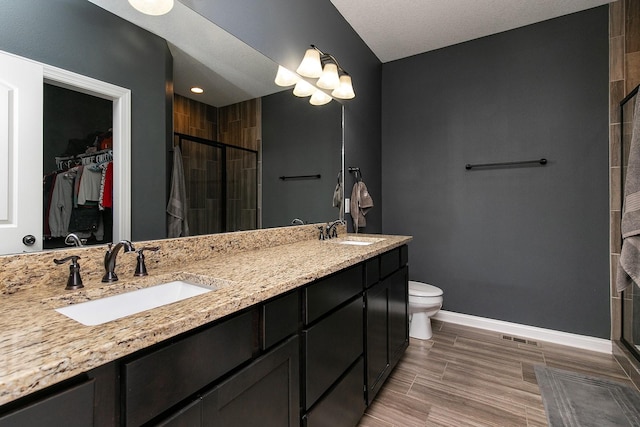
[309,90,332,106]
[316,63,340,90]
[274,66,300,87]
[296,49,323,78]
[128,0,174,15]
[293,79,316,97]
[331,74,356,100]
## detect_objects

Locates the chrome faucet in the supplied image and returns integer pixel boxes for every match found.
[291,218,305,225]
[326,219,346,239]
[64,233,84,247]
[102,240,135,283]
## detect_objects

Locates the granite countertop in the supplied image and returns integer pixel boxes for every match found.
[0,233,411,406]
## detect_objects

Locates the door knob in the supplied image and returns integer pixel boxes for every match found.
[22,235,36,246]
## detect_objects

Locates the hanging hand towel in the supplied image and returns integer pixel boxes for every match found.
[350,180,373,230]
[618,93,640,292]
[167,146,190,238]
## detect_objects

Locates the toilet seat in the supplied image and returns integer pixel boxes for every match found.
[409,281,443,297]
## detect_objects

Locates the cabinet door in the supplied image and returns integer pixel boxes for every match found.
[156,399,202,427]
[202,336,299,427]
[0,380,94,427]
[124,312,253,426]
[304,297,363,409]
[304,357,366,427]
[388,266,409,366]
[365,281,389,404]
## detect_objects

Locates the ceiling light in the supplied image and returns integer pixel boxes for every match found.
[274,66,300,87]
[190,87,204,94]
[331,75,356,100]
[316,63,340,90]
[296,48,323,78]
[128,0,174,16]
[309,89,332,106]
[276,45,356,106]
[292,79,316,97]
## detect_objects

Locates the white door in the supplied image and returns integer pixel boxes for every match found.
[0,51,43,254]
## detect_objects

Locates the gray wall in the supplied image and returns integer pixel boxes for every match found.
[182,0,383,232]
[262,91,343,227]
[381,7,610,338]
[0,0,172,241]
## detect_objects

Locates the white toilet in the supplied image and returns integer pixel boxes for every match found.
[408,281,443,340]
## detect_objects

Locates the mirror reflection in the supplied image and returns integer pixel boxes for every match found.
[0,0,343,255]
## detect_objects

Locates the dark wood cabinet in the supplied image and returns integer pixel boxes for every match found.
[0,380,94,427]
[304,297,363,409]
[365,247,409,405]
[201,336,299,427]
[304,357,366,427]
[388,266,409,365]
[302,265,366,425]
[123,311,254,426]
[1,244,409,427]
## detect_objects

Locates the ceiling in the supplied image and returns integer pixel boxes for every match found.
[330,0,612,62]
[88,0,612,106]
[87,0,280,107]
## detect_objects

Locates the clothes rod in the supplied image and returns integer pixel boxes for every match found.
[279,174,321,181]
[465,158,547,170]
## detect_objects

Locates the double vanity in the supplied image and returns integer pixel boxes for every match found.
[0,225,411,426]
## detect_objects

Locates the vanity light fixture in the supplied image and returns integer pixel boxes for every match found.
[274,45,356,105]
[190,87,204,94]
[128,0,174,16]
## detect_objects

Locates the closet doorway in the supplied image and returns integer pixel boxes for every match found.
[43,84,114,249]
[0,49,131,255]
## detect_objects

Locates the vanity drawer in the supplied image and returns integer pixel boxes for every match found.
[262,290,299,350]
[364,257,380,288]
[123,311,254,426]
[304,265,363,324]
[304,296,363,409]
[380,248,400,279]
[0,380,94,427]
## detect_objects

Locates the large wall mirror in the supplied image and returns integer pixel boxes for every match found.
[0,0,343,255]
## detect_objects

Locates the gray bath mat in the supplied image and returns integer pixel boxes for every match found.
[534,365,640,426]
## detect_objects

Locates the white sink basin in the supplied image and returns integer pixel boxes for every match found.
[55,280,213,326]
[329,236,386,246]
[338,240,376,246]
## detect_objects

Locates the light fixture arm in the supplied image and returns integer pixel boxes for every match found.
[310,45,349,76]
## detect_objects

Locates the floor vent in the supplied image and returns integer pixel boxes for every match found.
[501,334,539,347]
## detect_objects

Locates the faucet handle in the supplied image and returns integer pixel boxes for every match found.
[134,246,160,277]
[54,256,84,290]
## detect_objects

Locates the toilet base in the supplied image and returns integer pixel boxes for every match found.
[409,311,433,340]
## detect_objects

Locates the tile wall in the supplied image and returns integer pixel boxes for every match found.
[610,0,640,389]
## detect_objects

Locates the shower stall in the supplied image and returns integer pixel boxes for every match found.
[173,133,258,235]
[621,84,640,362]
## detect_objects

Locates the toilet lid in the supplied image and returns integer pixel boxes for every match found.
[408,281,443,297]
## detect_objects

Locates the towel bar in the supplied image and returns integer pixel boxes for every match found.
[465,158,547,170]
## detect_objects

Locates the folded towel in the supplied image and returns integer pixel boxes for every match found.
[618,94,640,292]
[167,146,190,238]
[350,181,373,230]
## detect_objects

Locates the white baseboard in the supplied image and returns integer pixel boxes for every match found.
[433,310,612,354]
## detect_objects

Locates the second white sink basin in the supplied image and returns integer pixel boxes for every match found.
[329,236,386,246]
[55,280,213,326]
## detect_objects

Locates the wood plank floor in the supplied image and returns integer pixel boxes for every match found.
[358,320,635,427]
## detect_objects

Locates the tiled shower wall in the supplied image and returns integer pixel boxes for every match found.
[173,95,261,233]
[610,0,640,389]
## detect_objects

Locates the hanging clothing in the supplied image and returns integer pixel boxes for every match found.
[167,145,190,238]
[350,180,374,230]
[77,164,102,205]
[100,162,113,209]
[49,171,76,238]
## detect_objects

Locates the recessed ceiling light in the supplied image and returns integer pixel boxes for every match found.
[190,87,204,94]
[127,0,174,16]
